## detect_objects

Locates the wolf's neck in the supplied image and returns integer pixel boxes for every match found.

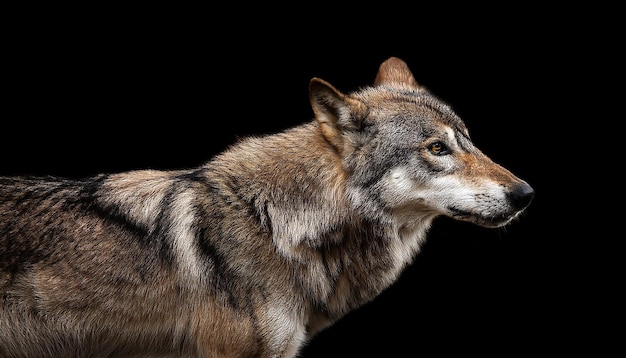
[275,175,436,325]
[300,211,435,335]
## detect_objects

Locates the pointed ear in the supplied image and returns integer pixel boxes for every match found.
[309,77,369,152]
[374,57,424,89]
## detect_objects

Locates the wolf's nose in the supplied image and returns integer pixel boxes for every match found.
[508,183,535,210]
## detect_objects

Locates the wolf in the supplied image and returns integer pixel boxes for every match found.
[0,57,533,357]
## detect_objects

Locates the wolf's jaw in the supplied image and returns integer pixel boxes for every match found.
[446,206,521,228]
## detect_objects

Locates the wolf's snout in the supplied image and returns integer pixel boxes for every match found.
[508,183,535,211]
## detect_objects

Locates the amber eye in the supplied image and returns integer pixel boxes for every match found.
[428,141,449,155]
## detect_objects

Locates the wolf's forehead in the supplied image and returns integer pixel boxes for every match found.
[362,88,467,135]
[361,87,462,122]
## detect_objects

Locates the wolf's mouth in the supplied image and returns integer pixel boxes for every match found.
[446,207,514,228]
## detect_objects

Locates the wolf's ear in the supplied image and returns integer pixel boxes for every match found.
[309,78,369,152]
[374,57,423,89]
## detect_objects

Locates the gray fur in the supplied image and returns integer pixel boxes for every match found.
[0,57,533,357]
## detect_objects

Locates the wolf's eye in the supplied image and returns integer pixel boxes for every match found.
[428,141,450,155]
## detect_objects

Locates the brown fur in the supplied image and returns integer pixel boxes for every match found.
[0,57,533,357]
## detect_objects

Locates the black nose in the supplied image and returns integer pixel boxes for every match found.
[508,182,535,210]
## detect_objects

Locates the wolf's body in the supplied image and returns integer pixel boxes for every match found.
[0,57,533,357]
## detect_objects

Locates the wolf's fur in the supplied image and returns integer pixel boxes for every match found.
[0,57,533,357]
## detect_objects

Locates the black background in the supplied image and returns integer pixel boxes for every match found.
[1,3,624,357]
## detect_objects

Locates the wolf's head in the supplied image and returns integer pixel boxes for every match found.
[310,57,534,229]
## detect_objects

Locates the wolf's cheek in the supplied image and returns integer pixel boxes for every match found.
[378,167,442,214]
